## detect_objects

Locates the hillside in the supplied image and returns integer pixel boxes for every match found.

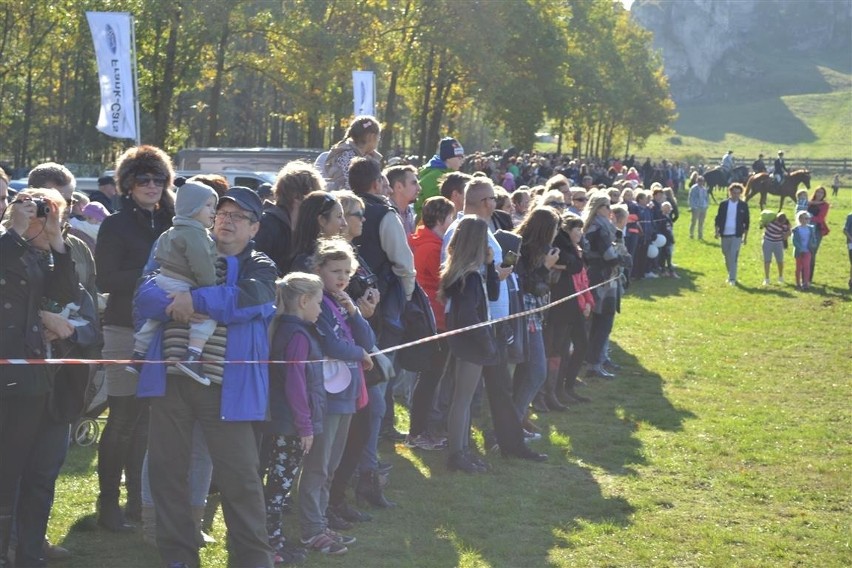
[626,0,852,162]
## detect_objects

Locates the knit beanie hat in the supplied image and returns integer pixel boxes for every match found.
[438,137,464,161]
[82,202,110,222]
[175,181,217,218]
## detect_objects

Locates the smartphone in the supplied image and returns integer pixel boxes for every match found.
[502,250,520,268]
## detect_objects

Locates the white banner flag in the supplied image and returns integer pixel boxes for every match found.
[352,71,375,117]
[86,12,137,140]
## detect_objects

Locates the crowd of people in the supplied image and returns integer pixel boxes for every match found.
[0,115,848,568]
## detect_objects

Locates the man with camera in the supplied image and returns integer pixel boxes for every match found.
[0,187,83,567]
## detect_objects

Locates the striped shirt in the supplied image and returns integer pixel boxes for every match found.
[764,219,789,242]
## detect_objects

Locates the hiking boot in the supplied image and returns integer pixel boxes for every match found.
[329,501,372,523]
[325,507,354,531]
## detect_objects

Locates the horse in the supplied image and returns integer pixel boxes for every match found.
[703,166,749,202]
[744,169,811,210]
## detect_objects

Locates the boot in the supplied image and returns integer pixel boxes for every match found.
[355,470,397,508]
[531,392,550,413]
[192,506,215,547]
[543,370,568,412]
[0,509,12,568]
[97,495,134,532]
[141,505,157,547]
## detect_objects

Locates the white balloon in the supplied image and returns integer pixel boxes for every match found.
[646,244,659,259]
[653,234,667,248]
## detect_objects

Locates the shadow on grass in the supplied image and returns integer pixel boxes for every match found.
[627,267,701,301]
[389,439,635,567]
[549,344,695,480]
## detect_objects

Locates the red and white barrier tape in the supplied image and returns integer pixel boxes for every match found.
[0,276,618,366]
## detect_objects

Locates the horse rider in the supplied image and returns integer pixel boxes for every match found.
[752,153,767,174]
[721,150,735,184]
[774,151,789,185]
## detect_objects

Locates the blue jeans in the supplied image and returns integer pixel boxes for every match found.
[512,329,546,420]
[15,417,69,567]
[142,422,212,508]
[588,312,615,366]
[358,381,388,472]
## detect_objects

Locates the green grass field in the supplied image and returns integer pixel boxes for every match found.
[538,51,852,164]
[45,182,851,567]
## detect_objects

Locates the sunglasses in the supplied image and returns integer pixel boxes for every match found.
[134,174,168,188]
[348,210,365,219]
[545,201,566,209]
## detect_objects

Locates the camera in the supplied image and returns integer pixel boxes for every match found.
[347,272,378,301]
[33,198,49,217]
[12,197,50,217]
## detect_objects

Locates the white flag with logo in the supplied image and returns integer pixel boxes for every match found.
[352,71,375,116]
[86,12,137,140]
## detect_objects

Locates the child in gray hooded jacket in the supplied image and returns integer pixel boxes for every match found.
[128,181,219,385]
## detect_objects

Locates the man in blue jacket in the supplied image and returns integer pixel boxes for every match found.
[136,187,276,568]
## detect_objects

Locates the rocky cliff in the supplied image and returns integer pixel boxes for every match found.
[631,0,852,102]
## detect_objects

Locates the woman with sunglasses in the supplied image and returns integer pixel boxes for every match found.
[95,145,175,531]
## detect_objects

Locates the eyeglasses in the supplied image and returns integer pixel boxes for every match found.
[134,174,168,188]
[215,210,255,223]
[347,210,365,219]
[545,201,566,209]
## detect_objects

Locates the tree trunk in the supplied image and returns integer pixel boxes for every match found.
[152,5,182,148]
[381,68,399,156]
[556,116,565,155]
[206,19,230,146]
[417,46,435,161]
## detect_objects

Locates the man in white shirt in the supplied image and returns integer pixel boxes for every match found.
[714,183,750,285]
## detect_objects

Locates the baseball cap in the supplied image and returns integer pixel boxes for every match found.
[217,186,263,221]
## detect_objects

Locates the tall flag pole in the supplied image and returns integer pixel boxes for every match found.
[130,15,141,145]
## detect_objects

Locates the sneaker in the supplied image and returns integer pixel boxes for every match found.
[671,272,681,279]
[762,278,770,286]
[125,350,146,375]
[778,277,785,284]
[427,433,448,448]
[523,429,542,441]
[175,352,212,386]
[324,528,356,546]
[644,272,659,279]
[404,434,440,450]
[300,532,347,555]
[377,461,393,474]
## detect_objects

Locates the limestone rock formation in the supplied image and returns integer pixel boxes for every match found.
[631,0,852,102]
